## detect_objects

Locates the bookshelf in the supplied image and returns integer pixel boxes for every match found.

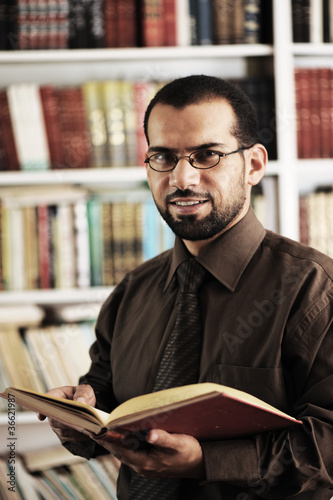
[0,0,333,486]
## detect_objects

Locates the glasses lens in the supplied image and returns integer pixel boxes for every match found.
[150,152,176,171]
[191,150,220,169]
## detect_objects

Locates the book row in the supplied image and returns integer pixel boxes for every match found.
[0,321,96,413]
[0,0,273,51]
[0,188,174,291]
[0,77,277,172]
[299,189,333,258]
[292,0,333,43]
[0,451,119,500]
[295,67,333,159]
[0,80,161,171]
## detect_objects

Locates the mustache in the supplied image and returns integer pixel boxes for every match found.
[166,189,213,203]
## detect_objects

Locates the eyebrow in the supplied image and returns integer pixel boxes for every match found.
[147,142,229,155]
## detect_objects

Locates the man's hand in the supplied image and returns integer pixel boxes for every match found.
[36,384,96,443]
[92,429,205,479]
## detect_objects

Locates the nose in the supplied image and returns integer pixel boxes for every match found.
[169,156,201,190]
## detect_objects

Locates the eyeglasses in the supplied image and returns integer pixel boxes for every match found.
[144,146,254,172]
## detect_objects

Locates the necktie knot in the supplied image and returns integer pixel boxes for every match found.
[177,259,206,292]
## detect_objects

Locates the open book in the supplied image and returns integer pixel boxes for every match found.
[0,383,302,441]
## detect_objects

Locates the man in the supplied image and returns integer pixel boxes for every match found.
[39,75,333,499]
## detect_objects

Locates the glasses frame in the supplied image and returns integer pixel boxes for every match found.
[144,145,254,172]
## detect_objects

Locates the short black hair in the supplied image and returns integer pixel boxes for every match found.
[144,74,259,147]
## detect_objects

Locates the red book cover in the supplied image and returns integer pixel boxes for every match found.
[294,68,312,159]
[318,68,331,158]
[37,204,51,290]
[56,86,92,169]
[163,0,176,46]
[104,0,118,47]
[117,0,138,47]
[0,90,20,171]
[39,85,66,169]
[0,383,302,441]
[140,0,165,47]
[308,68,321,158]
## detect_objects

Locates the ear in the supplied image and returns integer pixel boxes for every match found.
[246,143,267,186]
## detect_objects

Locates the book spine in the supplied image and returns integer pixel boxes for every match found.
[37,204,51,289]
[196,0,213,45]
[0,90,20,171]
[163,0,176,46]
[39,85,66,169]
[140,0,165,47]
[212,0,233,44]
[88,0,105,48]
[117,0,138,47]
[68,0,90,48]
[102,80,127,167]
[232,0,244,44]
[318,67,331,158]
[82,81,109,168]
[104,0,118,47]
[244,0,261,44]
[175,0,191,46]
[87,198,103,286]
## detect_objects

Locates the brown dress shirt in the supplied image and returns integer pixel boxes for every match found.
[67,207,333,499]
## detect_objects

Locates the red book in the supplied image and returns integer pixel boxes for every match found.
[37,205,51,290]
[0,90,20,171]
[117,0,138,47]
[294,68,312,159]
[140,0,165,47]
[56,87,92,169]
[163,0,176,46]
[104,0,118,47]
[39,85,66,169]
[0,383,302,441]
[318,68,332,158]
[308,68,321,158]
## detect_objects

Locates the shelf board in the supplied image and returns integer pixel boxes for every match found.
[0,167,147,187]
[0,162,281,187]
[0,45,274,64]
[293,43,333,56]
[0,287,113,305]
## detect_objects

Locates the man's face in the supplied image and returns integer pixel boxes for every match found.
[145,100,254,248]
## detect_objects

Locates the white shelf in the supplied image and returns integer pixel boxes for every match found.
[0,167,147,187]
[293,43,333,56]
[0,44,274,64]
[0,287,113,306]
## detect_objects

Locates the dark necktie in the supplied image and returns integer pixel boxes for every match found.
[128,259,206,500]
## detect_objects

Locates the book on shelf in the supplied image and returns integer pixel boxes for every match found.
[300,189,333,259]
[292,0,333,42]
[0,186,174,291]
[0,452,119,500]
[0,0,274,50]
[294,67,333,159]
[0,383,302,441]
[0,76,277,171]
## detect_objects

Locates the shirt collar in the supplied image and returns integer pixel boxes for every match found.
[164,207,266,292]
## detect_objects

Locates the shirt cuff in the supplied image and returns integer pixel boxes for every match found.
[201,439,258,485]
[62,439,109,460]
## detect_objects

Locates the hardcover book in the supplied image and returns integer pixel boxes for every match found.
[1,383,302,441]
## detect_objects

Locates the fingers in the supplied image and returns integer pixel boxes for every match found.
[36,384,96,421]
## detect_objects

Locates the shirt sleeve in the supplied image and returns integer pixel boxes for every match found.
[202,306,333,497]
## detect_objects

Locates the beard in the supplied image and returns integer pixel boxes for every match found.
[153,182,247,242]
